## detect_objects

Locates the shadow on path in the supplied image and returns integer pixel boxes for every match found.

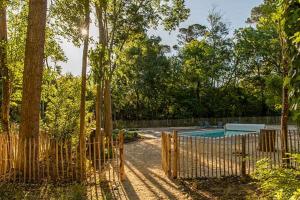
[121,138,190,200]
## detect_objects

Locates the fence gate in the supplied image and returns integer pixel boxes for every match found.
[161,130,300,179]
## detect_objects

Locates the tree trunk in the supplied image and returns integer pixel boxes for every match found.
[18,0,47,180]
[95,0,107,140]
[281,68,290,167]
[0,0,10,136]
[95,83,103,140]
[79,0,90,180]
[279,22,291,166]
[104,79,113,137]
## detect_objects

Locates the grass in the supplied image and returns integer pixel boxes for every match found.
[0,183,88,200]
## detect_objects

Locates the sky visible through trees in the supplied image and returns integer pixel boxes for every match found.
[60,0,264,75]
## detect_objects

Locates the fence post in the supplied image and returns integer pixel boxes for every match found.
[167,134,172,177]
[161,132,167,175]
[161,132,164,173]
[241,135,246,176]
[173,131,178,179]
[119,131,125,181]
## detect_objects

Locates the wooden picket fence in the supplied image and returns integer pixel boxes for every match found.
[0,131,125,184]
[162,130,300,178]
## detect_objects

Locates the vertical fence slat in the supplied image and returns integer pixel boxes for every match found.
[241,135,246,176]
[75,141,78,181]
[223,137,226,176]
[205,137,208,177]
[173,131,178,179]
[23,138,27,183]
[168,134,171,177]
[218,137,221,177]
[47,138,50,181]
[64,140,69,181]
[119,131,125,181]
[190,137,193,178]
[33,138,36,182]
[4,137,7,182]
[29,138,32,182]
[107,135,111,181]
[178,136,181,178]
[199,138,202,177]
[195,136,198,177]
[60,140,64,180]
[185,136,188,178]
[211,137,213,177]
[97,135,102,183]
[111,133,115,182]
[13,136,17,183]
[92,138,97,185]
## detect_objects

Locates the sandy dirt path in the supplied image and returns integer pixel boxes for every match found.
[118,136,191,200]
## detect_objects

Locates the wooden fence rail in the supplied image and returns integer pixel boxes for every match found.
[0,132,125,184]
[162,130,300,178]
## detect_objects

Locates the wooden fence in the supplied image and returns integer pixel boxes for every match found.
[162,130,300,178]
[0,132,125,184]
[115,116,297,128]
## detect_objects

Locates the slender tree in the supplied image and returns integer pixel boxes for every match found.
[95,0,107,141]
[18,0,47,177]
[279,19,290,166]
[0,0,10,136]
[94,0,189,139]
[79,0,90,179]
[279,0,300,165]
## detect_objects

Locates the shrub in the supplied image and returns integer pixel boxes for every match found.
[112,129,139,142]
[252,155,300,200]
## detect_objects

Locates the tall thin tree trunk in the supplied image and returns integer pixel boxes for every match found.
[104,78,113,137]
[279,22,290,167]
[18,0,47,179]
[0,0,10,136]
[95,0,107,140]
[95,84,103,139]
[281,63,290,167]
[79,0,90,180]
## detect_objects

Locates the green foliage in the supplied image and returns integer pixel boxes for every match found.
[5,0,66,122]
[282,0,300,125]
[111,8,285,120]
[252,156,300,200]
[50,0,88,47]
[112,129,139,141]
[41,69,94,139]
[3,0,300,140]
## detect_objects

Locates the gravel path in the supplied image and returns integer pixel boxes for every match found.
[119,137,191,200]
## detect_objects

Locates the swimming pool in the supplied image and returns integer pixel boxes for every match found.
[180,129,256,138]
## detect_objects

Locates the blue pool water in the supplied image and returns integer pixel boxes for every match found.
[180,129,256,138]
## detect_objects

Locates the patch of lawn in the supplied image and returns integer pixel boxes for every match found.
[0,183,88,200]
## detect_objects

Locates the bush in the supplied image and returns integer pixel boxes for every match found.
[252,155,300,200]
[112,129,139,142]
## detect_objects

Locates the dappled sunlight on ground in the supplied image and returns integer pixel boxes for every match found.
[120,138,191,200]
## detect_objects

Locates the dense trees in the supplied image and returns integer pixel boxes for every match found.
[111,8,287,121]
[0,0,298,197]
[0,0,299,141]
